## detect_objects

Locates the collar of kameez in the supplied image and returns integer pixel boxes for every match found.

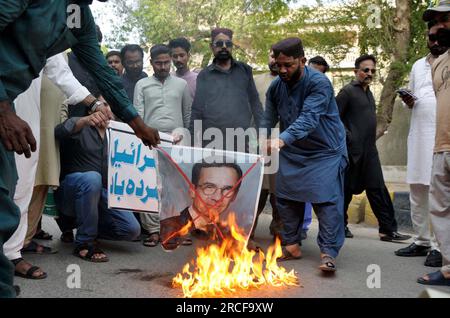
[122,71,146,81]
[426,53,434,66]
[351,79,368,87]
[351,80,372,93]
[210,58,237,72]
[153,73,172,83]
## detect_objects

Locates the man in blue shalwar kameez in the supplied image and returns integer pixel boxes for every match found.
[263,38,347,272]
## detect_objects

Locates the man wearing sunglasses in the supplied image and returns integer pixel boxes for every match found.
[159,157,243,251]
[417,0,450,287]
[189,28,263,152]
[336,55,411,243]
[395,20,448,267]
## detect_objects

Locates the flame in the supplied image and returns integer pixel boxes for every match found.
[177,220,194,236]
[172,213,299,298]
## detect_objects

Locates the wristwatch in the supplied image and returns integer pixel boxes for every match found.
[90,100,103,112]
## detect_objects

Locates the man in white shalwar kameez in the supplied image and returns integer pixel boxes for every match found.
[394,20,447,268]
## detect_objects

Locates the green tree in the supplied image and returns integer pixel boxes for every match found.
[106,0,430,137]
[284,0,429,138]
[107,0,292,66]
[345,0,429,138]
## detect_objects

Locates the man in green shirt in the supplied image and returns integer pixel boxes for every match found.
[0,0,160,297]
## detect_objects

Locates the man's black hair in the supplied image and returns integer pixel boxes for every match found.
[191,157,243,193]
[120,44,144,62]
[355,54,377,69]
[308,55,330,72]
[150,44,171,60]
[168,37,191,54]
[211,28,233,41]
[105,50,121,60]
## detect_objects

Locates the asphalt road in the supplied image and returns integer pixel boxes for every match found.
[15,213,450,298]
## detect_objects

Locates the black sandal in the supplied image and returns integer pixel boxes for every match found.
[417,271,450,286]
[181,237,193,246]
[60,231,74,243]
[277,247,302,262]
[143,233,160,247]
[21,240,57,254]
[33,229,53,241]
[12,258,47,280]
[73,243,109,263]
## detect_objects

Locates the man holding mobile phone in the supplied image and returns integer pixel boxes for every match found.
[395,20,448,267]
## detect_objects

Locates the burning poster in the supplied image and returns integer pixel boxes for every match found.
[156,146,264,251]
[106,123,298,297]
[159,147,299,298]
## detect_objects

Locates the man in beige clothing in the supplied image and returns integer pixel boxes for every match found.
[418,2,450,286]
[25,73,68,247]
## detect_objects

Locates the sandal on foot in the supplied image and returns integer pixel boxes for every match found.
[60,231,74,243]
[277,247,302,262]
[143,233,160,247]
[12,258,47,280]
[181,237,193,246]
[161,236,183,252]
[21,240,57,254]
[247,239,261,252]
[73,243,109,263]
[417,271,450,286]
[319,255,336,272]
[33,230,53,241]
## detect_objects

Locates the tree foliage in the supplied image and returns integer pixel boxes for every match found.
[107,0,292,66]
[104,0,432,137]
[285,0,430,137]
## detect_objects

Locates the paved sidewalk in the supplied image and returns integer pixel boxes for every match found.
[15,214,450,298]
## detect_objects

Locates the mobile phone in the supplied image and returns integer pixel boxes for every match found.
[397,89,418,100]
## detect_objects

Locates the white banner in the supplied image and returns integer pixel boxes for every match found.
[107,121,172,213]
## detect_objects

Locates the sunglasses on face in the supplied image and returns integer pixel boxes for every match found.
[213,40,233,48]
[437,13,450,23]
[361,67,376,74]
[428,33,439,42]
